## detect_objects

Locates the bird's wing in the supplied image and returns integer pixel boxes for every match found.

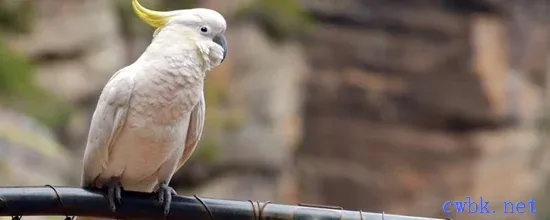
[176,91,205,171]
[81,68,135,187]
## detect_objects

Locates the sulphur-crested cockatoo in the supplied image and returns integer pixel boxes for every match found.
[80,0,227,215]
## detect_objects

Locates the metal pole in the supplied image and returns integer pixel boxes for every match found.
[0,186,446,220]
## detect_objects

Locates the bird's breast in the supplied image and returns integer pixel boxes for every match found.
[119,80,197,158]
[130,73,202,126]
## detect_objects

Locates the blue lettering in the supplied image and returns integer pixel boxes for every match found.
[455,201,466,213]
[516,202,525,214]
[479,197,490,214]
[443,197,539,214]
[442,201,453,214]
[466,196,478,213]
[503,201,514,213]
[528,199,536,213]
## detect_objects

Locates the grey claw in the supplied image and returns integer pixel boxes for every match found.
[163,193,171,215]
[108,187,116,212]
[156,183,177,215]
[105,177,123,212]
[116,186,122,204]
[158,189,165,204]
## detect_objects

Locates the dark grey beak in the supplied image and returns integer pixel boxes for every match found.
[213,35,227,63]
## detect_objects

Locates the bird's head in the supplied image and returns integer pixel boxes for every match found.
[132,0,227,67]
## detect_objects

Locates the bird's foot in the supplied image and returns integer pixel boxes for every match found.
[104,177,123,212]
[156,182,177,215]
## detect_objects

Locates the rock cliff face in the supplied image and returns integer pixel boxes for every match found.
[3,0,126,153]
[1,0,123,188]
[295,1,550,219]
[5,0,125,104]
[0,108,79,186]
[174,0,308,202]
[2,0,309,204]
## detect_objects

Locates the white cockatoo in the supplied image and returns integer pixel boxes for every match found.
[80,0,227,216]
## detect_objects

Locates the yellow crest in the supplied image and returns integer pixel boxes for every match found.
[132,0,172,28]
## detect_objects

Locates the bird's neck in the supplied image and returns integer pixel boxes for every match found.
[136,29,209,78]
[137,44,205,79]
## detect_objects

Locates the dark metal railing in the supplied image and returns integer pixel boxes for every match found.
[0,186,447,220]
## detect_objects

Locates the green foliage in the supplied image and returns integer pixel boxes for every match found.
[112,0,137,39]
[0,39,33,97]
[233,0,315,42]
[0,40,73,128]
[191,77,248,164]
[0,0,72,129]
[159,0,196,11]
[0,120,67,158]
[196,138,220,163]
[0,159,11,176]
[0,0,34,34]
[191,81,225,163]
[223,116,245,133]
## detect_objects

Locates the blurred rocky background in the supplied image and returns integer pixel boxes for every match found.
[0,0,549,220]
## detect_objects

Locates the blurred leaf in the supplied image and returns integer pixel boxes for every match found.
[113,0,136,38]
[232,0,315,42]
[196,139,220,163]
[0,0,70,128]
[0,39,73,128]
[0,38,34,97]
[0,0,34,34]
[159,0,197,10]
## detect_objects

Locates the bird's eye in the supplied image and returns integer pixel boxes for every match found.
[200,26,208,33]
